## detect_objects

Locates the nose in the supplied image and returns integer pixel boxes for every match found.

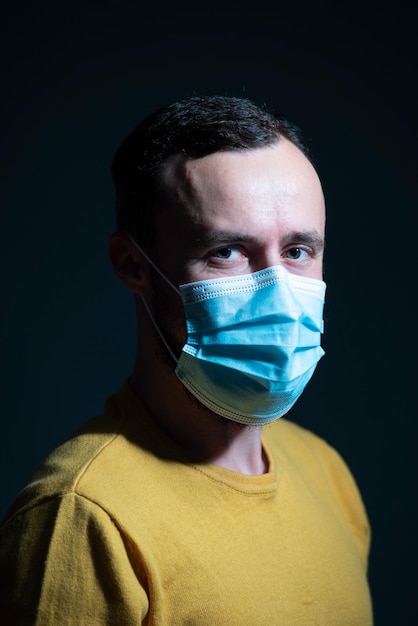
[250,248,282,273]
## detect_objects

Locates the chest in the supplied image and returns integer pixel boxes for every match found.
[126,483,372,625]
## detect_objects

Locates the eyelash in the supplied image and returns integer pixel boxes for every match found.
[210,245,312,261]
[284,246,310,260]
[213,247,239,259]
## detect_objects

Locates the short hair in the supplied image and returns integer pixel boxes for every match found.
[111,95,313,249]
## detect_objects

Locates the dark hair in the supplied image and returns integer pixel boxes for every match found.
[111,95,312,248]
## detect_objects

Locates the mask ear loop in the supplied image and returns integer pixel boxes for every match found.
[139,295,179,365]
[127,235,181,296]
[127,234,181,365]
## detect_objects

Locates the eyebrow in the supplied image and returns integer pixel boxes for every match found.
[189,230,257,248]
[282,230,325,251]
[186,229,325,252]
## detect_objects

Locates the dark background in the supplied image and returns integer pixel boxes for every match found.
[1,1,416,623]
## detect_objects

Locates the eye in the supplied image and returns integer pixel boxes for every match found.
[284,246,309,260]
[207,245,248,269]
[214,247,235,259]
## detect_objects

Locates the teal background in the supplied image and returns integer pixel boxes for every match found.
[1,2,416,623]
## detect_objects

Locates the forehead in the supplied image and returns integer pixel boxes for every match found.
[156,140,325,241]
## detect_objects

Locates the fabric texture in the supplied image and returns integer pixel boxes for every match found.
[0,381,373,625]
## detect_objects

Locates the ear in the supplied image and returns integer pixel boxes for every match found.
[108,232,153,296]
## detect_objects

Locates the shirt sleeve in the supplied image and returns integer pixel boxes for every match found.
[0,492,149,625]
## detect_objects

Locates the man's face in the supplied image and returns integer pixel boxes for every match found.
[150,138,326,358]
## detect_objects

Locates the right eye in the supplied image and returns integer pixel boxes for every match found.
[213,247,234,259]
[207,245,249,269]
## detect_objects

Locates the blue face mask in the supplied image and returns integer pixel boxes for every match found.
[130,237,326,426]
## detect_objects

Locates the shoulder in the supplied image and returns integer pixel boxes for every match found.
[1,380,178,529]
[263,418,365,502]
[264,418,356,478]
[263,418,371,565]
[1,383,139,527]
[1,416,124,527]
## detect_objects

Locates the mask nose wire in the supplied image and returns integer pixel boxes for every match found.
[127,234,181,365]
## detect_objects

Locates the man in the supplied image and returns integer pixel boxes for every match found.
[0,95,373,624]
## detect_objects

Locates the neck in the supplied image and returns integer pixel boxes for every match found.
[129,354,268,476]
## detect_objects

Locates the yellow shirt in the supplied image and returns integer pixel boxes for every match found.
[0,382,372,625]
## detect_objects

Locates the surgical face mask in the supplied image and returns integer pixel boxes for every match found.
[129,237,326,426]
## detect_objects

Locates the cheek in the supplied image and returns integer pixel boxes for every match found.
[152,273,188,351]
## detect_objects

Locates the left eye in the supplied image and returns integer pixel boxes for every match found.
[285,247,308,260]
